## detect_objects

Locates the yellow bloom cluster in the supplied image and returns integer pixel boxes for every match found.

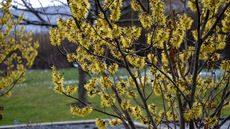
[109,0,122,21]
[0,0,38,95]
[200,34,226,61]
[49,28,63,46]
[205,117,218,127]
[166,111,177,121]
[141,117,151,125]
[0,66,24,90]
[96,18,113,40]
[65,85,77,95]
[220,60,230,72]
[184,106,202,121]
[100,76,113,88]
[130,0,141,11]
[84,78,99,97]
[222,9,230,33]
[52,67,78,95]
[171,14,192,48]
[121,99,131,110]
[188,0,196,12]
[127,90,137,98]
[69,0,90,20]
[147,28,170,49]
[201,0,223,12]
[109,118,122,127]
[51,67,65,94]
[91,61,106,74]
[205,100,218,109]
[139,13,153,29]
[70,106,92,117]
[135,0,166,28]
[149,0,166,26]
[100,93,114,107]
[117,26,142,49]
[161,52,169,66]
[127,55,146,69]
[148,103,157,114]
[129,106,143,119]
[108,63,119,75]
[153,81,161,96]
[49,0,230,127]
[147,54,158,64]
[116,80,128,95]
[96,118,107,129]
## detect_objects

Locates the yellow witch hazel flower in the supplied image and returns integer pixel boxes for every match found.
[69,0,90,20]
[96,118,107,129]
[120,36,132,48]
[90,61,105,74]
[147,53,158,64]
[179,14,193,30]
[108,63,119,75]
[100,76,113,88]
[139,13,153,29]
[70,106,93,117]
[129,106,143,118]
[130,26,142,40]
[201,0,222,11]
[109,118,122,127]
[152,28,170,48]
[141,117,151,125]
[112,26,122,38]
[150,0,166,25]
[121,99,131,110]
[109,0,122,21]
[205,117,218,127]
[100,93,114,107]
[84,78,100,97]
[148,103,157,114]
[222,9,230,33]
[51,67,65,94]
[171,14,192,48]
[184,106,202,121]
[84,78,97,90]
[220,60,230,72]
[0,0,38,96]
[65,85,77,95]
[116,80,128,95]
[127,90,137,98]
[131,56,146,69]
[152,81,161,96]
[130,0,141,11]
[166,111,176,121]
[49,28,63,46]
[188,0,196,12]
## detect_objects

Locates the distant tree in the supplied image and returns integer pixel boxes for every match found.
[0,0,38,119]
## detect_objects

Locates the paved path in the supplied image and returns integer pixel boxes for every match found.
[0,120,229,129]
[0,120,145,129]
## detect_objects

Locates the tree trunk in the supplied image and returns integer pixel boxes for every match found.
[77,67,88,106]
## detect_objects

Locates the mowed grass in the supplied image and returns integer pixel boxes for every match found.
[0,68,106,125]
[0,68,229,125]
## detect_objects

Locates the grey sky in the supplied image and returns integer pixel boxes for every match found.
[12,0,67,8]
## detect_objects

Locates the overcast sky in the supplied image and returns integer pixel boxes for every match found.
[12,0,67,8]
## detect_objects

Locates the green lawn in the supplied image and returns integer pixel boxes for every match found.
[0,68,228,125]
[0,68,106,125]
